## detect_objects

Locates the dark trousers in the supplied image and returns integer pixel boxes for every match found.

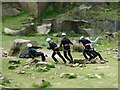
[34,52,46,61]
[90,50,103,60]
[64,50,73,63]
[52,51,66,63]
[83,49,103,61]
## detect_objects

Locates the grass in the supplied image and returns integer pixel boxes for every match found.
[1,2,119,88]
[1,34,118,88]
[2,12,33,31]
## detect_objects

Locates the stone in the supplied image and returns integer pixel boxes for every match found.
[90,59,98,64]
[74,58,86,67]
[2,7,21,16]
[26,58,39,65]
[9,59,20,64]
[0,75,10,85]
[4,25,36,36]
[82,28,101,36]
[35,62,55,68]
[15,70,25,74]
[50,76,54,79]
[60,73,77,79]
[69,63,79,67]
[8,39,38,56]
[23,65,31,69]
[52,33,58,37]
[35,66,50,72]
[99,60,106,64]
[32,79,52,88]
[8,65,18,70]
[36,24,51,34]
[2,51,8,57]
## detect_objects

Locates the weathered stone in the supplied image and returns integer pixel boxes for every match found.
[52,33,58,37]
[90,59,98,64]
[2,7,21,16]
[9,59,20,64]
[35,66,50,72]
[8,39,38,56]
[82,28,101,36]
[8,65,18,70]
[69,63,79,67]
[50,76,54,79]
[74,58,86,66]
[0,75,10,85]
[2,51,8,57]
[32,79,52,88]
[15,70,25,74]
[26,58,39,65]
[60,73,77,79]
[4,25,36,36]
[35,62,55,68]
[36,24,51,34]
[23,65,31,69]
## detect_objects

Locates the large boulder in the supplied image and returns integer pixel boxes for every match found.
[82,28,101,36]
[2,7,21,16]
[60,73,77,79]
[36,24,51,34]
[4,25,36,36]
[51,19,96,35]
[8,39,38,56]
[72,43,84,52]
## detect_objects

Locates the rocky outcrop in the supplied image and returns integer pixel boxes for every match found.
[51,19,100,36]
[2,7,21,16]
[8,39,38,56]
[37,24,51,34]
[4,25,36,36]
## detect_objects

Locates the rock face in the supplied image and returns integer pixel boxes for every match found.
[4,25,36,36]
[82,28,101,36]
[37,24,51,34]
[8,39,38,56]
[19,2,48,17]
[2,7,21,16]
[51,19,100,36]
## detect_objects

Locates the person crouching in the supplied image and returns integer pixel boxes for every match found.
[46,38,66,64]
[27,43,46,62]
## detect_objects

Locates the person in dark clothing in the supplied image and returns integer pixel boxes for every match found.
[46,38,66,64]
[79,36,107,64]
[27,43,46,61]
[60,33,73,64]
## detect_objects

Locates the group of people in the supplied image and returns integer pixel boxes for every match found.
[27,33,108,64]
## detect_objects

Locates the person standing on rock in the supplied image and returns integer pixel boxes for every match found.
[79,36,107,64]
[27,43,46,62]
[46,38,66,64]
[60,33,74,64]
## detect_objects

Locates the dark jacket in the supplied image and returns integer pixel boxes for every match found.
[79,38,92,50]
[47,42,59,51]
[60,37,73,50]
[28,46,42,58]
[79,38,91,46]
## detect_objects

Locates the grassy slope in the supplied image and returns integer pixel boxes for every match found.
[1,2,119,88]
[2,12,32,31]
[1,34,118,88]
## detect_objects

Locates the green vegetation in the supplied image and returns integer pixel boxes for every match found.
[1,33,118,88]
[1,2,119,88]
[2,12,33,31]
[42,2,80,19]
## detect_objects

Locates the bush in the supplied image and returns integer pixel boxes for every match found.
[32,80,52,88]
[72,43,83,52]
